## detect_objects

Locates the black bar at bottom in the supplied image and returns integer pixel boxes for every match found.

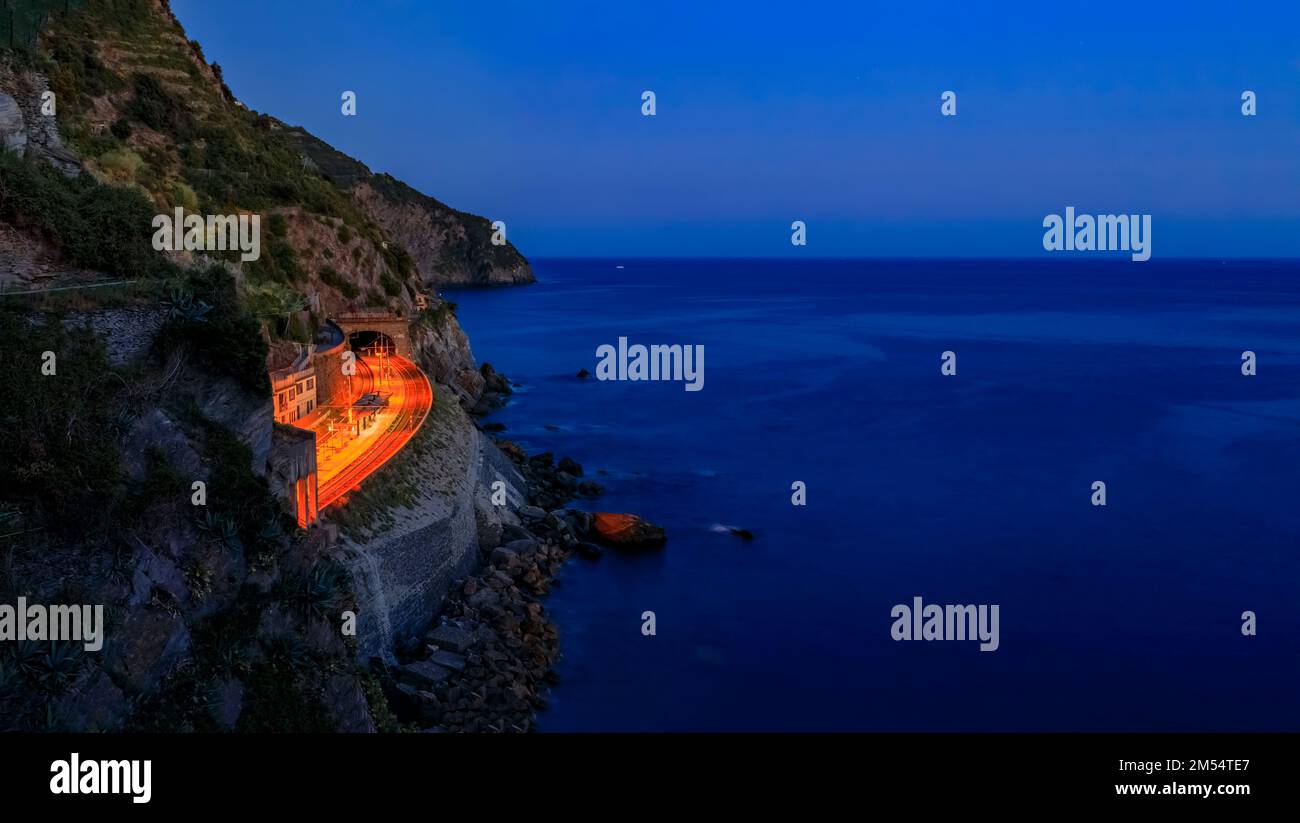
[1,732,1285,809]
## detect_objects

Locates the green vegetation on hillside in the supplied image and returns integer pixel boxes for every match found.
[153,265,269,393]
[0,1,90,52]
[0,150,173,278]
[318,264,359,298]
[17,0,420,305]
[0,306,126,538]
[0,0,439,733]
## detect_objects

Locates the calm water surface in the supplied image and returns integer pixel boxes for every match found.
[448,258,1300,731]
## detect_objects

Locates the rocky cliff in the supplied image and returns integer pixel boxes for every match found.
[0,64,80,175]
[282,126,534,287]
[0,0,532,732]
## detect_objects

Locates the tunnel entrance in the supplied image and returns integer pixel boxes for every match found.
[348,330,397,358]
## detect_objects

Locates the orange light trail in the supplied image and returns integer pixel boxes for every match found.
[295,353,433,512]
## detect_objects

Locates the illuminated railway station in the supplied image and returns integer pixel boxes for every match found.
[269,317,433,526]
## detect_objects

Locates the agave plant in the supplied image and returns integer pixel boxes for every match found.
[164,286,213,323]
[277,560,351,621]
[264,634,310,667]
[107,407,138,438]
[242,517,281,569]
[305,560,351,619]
[0,656,17,695]
[210,637,247,677]
[37,641,83,693]
[194,510,238,551]
[11,639,43,680]
[256,517,284,547]
[182,558,214,602]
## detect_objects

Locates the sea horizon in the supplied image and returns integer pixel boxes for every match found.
[450,256,1300,732]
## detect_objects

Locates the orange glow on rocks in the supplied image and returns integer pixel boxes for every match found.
[591,512,667,549]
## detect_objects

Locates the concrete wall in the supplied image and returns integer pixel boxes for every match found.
[269,423,319,527]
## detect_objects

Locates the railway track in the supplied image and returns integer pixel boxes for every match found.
[316,354,433,510]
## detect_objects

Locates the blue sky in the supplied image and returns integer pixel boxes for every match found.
[172,0,1300,257]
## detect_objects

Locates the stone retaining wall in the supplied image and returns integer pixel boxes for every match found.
[341,396,526,661]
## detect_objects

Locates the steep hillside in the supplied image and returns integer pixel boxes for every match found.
[0,0,516,396]
[2,0,530,294]
[283,126,533,286]
[0,0,534,732]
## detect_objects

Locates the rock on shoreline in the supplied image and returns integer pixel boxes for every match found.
[591,512,667,549]
[375,428,664,732]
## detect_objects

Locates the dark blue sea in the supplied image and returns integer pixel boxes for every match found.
[447,258,1300,731]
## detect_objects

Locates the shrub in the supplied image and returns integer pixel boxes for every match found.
[46,33,122,106]
[95,147,144,183]
[380,240,414,280]
[0,308,126,538]
[180,408,282,550]
[424,300,458,328]
[267,212,288,238]
[318,265,359,298]
[243,280,307,341]
[379,270,402,297]
[243,231,305,283]
[125,72,189,135]
[282,311,312,343]
[0,151,172,279]
[169,180,199,212]
[154,266,269,394]
[75,179,171,275]
[237,654,332,733]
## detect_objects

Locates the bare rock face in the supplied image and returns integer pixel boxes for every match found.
[189,373,275,474]
[0,92,26,153]
[0,69,80,175]
[324,675,377,733]
[352,180,534,287]
[275,123,533,287]
[51,668,127,732]
[211,678,245,730]
[414,306,487,409]
[124,405,202,478]
[103,609,193,694]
